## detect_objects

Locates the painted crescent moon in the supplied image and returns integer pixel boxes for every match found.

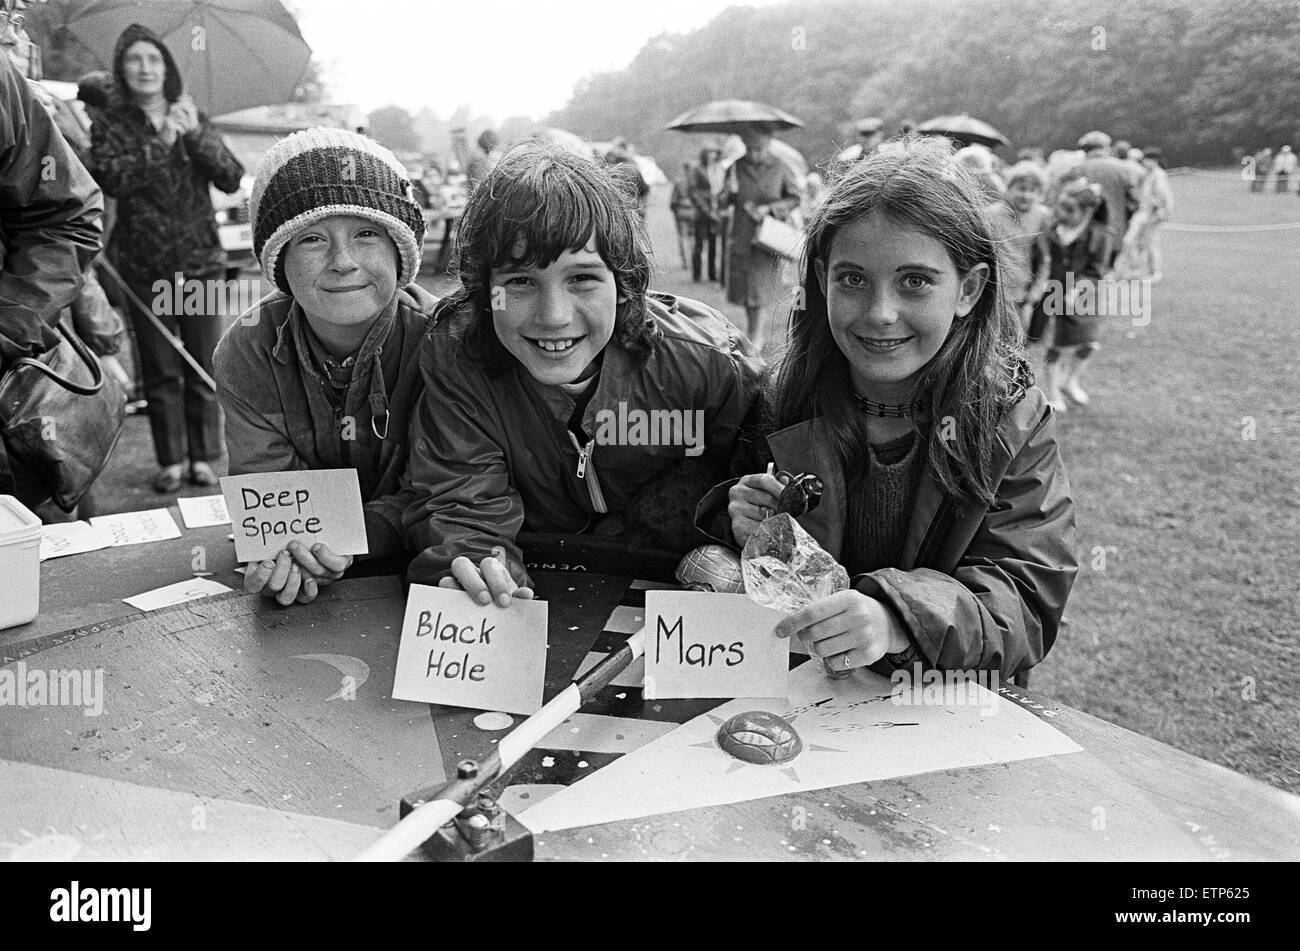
[291,654,370,701]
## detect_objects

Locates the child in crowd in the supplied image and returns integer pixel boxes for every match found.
[403,141,764,604]
[706,137,1077,681]
[214,128,438,606]
[1002,162,1052,338]
[1114,147,1173,283]
[1040,178,1111,411]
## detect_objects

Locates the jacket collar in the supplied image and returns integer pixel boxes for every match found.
[765,411,1018,568]
[765,418,848,558]
[283,293,401,438]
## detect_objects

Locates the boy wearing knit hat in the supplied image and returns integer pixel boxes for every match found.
[214,127,437,606]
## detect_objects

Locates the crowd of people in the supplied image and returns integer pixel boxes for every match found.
[5,7,1200,681]
[962,129,1173,411]
[1247,144,1299,194]
[668,124,1173,413]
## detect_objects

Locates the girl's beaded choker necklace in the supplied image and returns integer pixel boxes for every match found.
[853,392,927,418]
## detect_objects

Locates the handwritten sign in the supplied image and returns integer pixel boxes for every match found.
[643,591,789,700]
[123,578,233,611]
[392,585,548,715]
[220,469,367,563]
[89,509,182,546]
[39,521,114,561]
[177,494,231,528]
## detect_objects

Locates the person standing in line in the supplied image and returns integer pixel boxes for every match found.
[837,117,884,163]
[89,23,244,493]
[669,161,696,270]
[1250,147,1272,193]
[688,145,724,283]
[721,124,801,351]
[1115,147,1173,283]
[1071,131,1140,271]
[1272,145,1296,194]
[604,143,650,224]
[466,128,500,192]
[1001,162,1052,339]
[1041,179,1111,412]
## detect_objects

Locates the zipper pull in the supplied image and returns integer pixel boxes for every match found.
[575,441,591,479]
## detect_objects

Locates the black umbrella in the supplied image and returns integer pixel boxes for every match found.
[916,114,1010,150]
[665,99,804,135]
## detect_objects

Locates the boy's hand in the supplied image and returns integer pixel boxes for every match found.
[287,541,352,586]
[243,542,353,607]
[438,547,534,607]
[775,590,911,673]
[727,471,787,547]
[244,549,313,606]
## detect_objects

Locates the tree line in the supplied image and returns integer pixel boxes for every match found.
[547,0,1300,172]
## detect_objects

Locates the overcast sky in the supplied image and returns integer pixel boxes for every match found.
[294,0,788,122]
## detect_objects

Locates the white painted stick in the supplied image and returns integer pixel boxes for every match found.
[354,630,646,861]
[498,684,582,767]
[353,799,463,862]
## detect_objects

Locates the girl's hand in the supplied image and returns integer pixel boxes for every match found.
[775,590,911,673]
[727,472,787,547]
[439,548,534,607]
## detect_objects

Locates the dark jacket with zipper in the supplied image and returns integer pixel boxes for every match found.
[696,386,1078,679]
[213,285,438,557]
[404,292,764,585]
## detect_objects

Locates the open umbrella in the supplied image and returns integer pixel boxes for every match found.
[665,99,803,134]
[916,114,1009,150]
[64,0,312,117]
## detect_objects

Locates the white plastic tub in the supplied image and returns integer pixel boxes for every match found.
[0,494,42,630]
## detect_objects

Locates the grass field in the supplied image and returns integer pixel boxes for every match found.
[85,167,1300,794]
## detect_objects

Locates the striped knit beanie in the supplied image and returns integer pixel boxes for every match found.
[251,128,425,295]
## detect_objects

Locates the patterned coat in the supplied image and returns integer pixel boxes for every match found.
[90,98,243,287]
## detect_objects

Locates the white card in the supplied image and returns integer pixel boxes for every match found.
[177,494,231,528]
[123,578,233,611]
[643,591,789,700]
[221,469,368,562]
[39,521,114,561]
[89,509,182,546]
[392,585,548,715]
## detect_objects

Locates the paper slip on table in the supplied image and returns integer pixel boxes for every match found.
[3,533,1299,860]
